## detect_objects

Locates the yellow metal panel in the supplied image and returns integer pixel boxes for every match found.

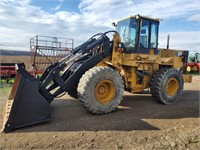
[159,49,176,57]
[152,63,159,72]
[137,63,149,70]
[111,34,123,66]
[174,57,183,68]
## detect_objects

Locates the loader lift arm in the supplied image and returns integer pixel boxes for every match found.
[39,31,113,103]
[2,31,117,132]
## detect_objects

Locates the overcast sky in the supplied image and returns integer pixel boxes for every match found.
[0,0,199,52]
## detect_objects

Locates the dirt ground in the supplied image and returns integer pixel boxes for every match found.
[0,76,199,149]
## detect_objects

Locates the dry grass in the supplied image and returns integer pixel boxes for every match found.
[0,56,32,69]
[0,56,56,70]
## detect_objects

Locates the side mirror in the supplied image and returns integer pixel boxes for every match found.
[112,22,116,27]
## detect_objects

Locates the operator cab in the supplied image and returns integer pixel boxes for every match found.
[116,14,160,54]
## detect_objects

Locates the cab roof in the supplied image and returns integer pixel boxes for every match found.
[117,14,161,22]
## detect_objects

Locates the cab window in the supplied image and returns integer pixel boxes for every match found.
[150,22,158,48]
[116,18,137,52]
[140,20,149,48]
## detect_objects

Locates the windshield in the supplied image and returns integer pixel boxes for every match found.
[116,18,137,51]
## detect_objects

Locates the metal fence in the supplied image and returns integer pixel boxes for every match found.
[30,35,74,70]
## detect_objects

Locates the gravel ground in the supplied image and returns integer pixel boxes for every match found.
[0,76,199,149]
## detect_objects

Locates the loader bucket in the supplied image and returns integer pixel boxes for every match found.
[2,65,51,133]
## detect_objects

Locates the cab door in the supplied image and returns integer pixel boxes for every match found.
[139,19,159,54]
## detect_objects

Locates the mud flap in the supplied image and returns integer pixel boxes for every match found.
[2,66,51,133]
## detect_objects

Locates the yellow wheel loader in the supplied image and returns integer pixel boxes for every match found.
[2,14,192,132]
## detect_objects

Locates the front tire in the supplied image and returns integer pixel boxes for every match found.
[77,66,124,114]
[150,68,184,104]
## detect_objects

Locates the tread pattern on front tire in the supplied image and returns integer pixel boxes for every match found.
[77,66,124,115]
[150,68,184,105]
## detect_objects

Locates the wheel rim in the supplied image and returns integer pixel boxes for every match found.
[165,78,179,96]
[95,80,115,104]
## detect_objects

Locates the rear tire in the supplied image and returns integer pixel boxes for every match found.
[150,68,183,104]
[77,66,124,114]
